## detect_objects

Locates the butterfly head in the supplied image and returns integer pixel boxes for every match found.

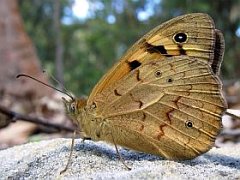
[62,97,87,125]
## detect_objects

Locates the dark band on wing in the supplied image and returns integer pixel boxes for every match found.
[211,30,225,75]
[145,42,173,57]
[127,60,142,71]
[114,89,122,96]
[178,44,186,55]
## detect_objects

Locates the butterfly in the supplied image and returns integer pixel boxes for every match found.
[63,13,227,160]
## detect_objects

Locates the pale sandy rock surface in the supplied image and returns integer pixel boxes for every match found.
[0,138,239,179]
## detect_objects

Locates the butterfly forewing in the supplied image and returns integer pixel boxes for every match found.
[88,13,223,103]
[90,56,226,159]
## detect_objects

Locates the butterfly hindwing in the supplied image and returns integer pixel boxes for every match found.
[92,56,226,159]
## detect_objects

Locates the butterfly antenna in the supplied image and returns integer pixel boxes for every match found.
[16,74,74,100]
[42,70,71,97]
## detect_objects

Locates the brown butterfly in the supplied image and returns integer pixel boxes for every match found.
[64,13,227,161]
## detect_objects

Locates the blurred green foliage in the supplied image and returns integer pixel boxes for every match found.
[19,0,240,96]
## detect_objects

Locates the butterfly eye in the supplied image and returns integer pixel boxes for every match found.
[185,121,193,128]
[70,103,76,113]
[155,70,162,78]
[173,33,188,43]
[90,102,97,109]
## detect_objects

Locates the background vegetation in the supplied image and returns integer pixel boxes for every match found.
[19,0,240,96]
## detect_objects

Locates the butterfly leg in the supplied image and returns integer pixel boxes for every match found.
[78,131,91,143]
[82,136,92,143]
[111,133,131,170]
[60,130,77,174]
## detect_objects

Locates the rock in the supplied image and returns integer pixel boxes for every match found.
[0,138,239,179]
